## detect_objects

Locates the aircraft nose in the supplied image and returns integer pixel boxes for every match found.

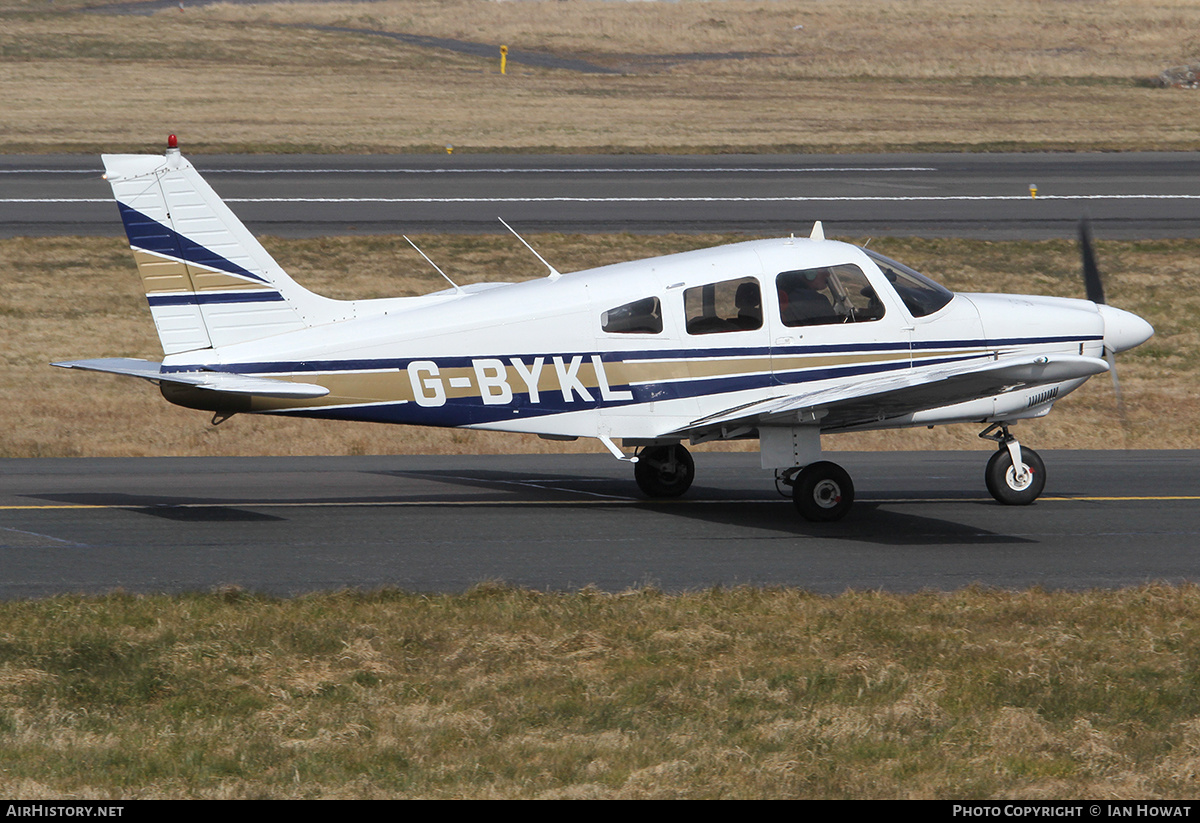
[1097,304,1154,353]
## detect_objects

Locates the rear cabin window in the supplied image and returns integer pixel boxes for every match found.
[776,264,885,327]
[684,277,762,335]
[601,296,663,334]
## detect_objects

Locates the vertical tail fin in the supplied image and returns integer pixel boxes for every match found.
[103,139,343,355]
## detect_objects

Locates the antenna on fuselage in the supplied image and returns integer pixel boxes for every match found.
[498,217,561,280]
[403,235,464,295]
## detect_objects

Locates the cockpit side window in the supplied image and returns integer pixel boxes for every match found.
[777,264,885,327]
[601,296,663,334]
[684,277,762,335]
[865,250,953,318]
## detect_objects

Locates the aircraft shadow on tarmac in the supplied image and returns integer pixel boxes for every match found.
[26,492,285,522]
[628,499,1031,546]
[383,470,1035,547]
[26,473,1034,545]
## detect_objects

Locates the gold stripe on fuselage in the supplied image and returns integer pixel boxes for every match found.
[236,348,929,413]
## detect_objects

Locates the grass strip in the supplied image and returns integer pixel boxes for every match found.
[1,584,1199,798]
[2,1,1199,154]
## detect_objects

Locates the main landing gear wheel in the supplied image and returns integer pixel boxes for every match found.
[985,446,1046,506]
[792,461,855,522]
[634,444,695,498]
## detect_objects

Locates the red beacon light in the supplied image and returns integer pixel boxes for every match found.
[167,134,178,151]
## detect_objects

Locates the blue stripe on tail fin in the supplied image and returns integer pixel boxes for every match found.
[116,203,267,284]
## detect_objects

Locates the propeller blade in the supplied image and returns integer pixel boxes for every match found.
[1105,346,1130,430]
[1079,218,1106,305]
[1082,221,1130,432]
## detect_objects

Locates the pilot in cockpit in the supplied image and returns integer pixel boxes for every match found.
[778,268,836,326]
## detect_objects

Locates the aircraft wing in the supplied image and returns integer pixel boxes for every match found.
[677,354,1109,433]
[52,358,330,399]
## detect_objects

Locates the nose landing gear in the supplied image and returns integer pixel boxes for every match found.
[980,423,1045,505]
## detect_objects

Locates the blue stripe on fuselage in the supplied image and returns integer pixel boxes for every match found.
[181,334,1097,378]
[263,351,993,428]
[166,335,1094,427]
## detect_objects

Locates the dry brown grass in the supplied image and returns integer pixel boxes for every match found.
[3,585,1200,798]
[1,233,1193,459]
[0,1,1198,153]
[227,0,1198,79]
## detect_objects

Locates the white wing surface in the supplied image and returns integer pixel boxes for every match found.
[678,354,1109,433]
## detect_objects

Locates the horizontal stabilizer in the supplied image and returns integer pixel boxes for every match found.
[52,358,330,399]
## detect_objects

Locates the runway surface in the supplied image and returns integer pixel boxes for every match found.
[4,152,1200,239]
[2,450,1197,598]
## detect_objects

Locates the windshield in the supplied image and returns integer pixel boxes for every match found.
[864,249,954,318]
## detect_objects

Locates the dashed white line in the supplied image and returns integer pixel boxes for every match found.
[0,525,89,547]
[0,166,938,175]
[6,194,1200,204]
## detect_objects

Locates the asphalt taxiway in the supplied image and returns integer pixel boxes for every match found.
[2,450,1197,598]
[4,152,1200,238]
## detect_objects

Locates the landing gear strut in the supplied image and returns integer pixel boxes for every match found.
[780,461,855,522]
[634,444,695,498]
[980,424,1046,505]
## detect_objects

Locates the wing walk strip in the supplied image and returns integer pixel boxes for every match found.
[5,496,1199,511]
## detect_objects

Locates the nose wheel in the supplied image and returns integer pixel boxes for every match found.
[980,424,1046,505]
[985,447,1045,505]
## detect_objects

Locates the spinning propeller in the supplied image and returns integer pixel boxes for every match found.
[1077,218,1154,427]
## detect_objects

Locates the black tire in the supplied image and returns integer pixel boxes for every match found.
[634,444,695,498]
[985,447,1046,505]
[792,461,854,522]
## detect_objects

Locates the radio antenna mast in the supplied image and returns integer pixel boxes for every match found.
[498,217,561,279]
[404,235,464,295]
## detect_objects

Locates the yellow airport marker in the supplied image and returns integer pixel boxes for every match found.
[1030,183,1038,199]
[500,45,508,75]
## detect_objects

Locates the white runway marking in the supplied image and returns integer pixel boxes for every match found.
[0,525,89,547]
[0,166,937,175]
[235,194,1200,203]
[6,194,1200,205]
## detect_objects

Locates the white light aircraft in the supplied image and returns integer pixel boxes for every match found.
[55,138,1154,521]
